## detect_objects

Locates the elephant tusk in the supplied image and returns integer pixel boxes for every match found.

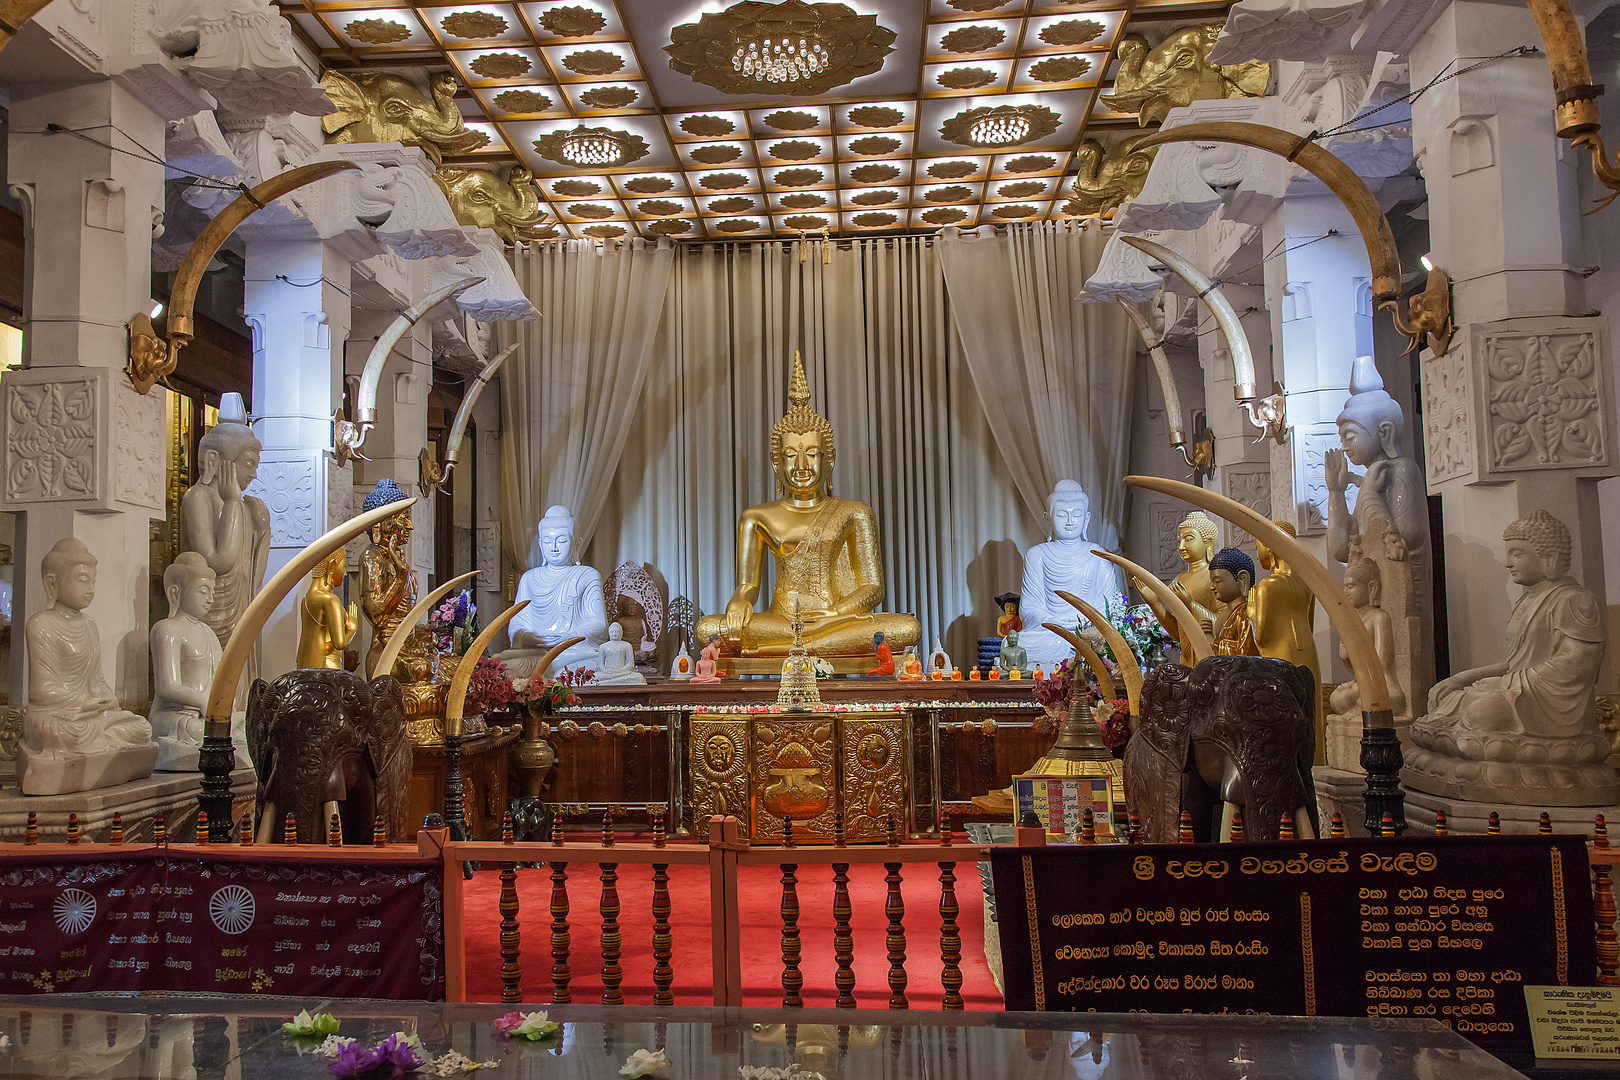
[443,608,581,737]
[370,570,481,679]
[1523,0,1603,138]
[0,1,56,46]
[1124,475,1390,716]
[1121,236,1257,402]
[444,342,518,468]
[206,499,417,731]
[1117,299,1186,446]
[1058,590,1143,717]
[1091,550,1213,663]
[532,636,587,683]
[1040,622,1113,714]
[353,276,486,430]
[1128,122,1400,306]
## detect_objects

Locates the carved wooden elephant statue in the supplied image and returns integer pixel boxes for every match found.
[1125,655,1317,842]
[246,669,410,844]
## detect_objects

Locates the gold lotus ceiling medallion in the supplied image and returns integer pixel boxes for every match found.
[667,0,896,97]
[441,11,507,39]
[535,126,650,168]
[346,17,410,44]
[941,105,1061,148]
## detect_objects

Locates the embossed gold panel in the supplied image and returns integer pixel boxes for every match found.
[839,715,908,842]
[688,717,750,842]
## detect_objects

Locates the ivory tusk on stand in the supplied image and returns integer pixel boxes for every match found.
[1121,236,1258,402]
[1091,550,1213,663]
[1058,590,1144,716]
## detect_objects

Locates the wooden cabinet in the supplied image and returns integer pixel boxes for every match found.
[407,729,518,840]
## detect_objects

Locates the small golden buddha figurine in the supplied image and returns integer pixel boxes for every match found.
[1209,547,1258,656]
[693,353,920,663]
[1249,519,1320,690]
[359,479,447,740]
[296,547,358,669]
[1139,511,1220,659]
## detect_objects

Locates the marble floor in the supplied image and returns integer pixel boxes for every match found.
[0,994,1552,1079]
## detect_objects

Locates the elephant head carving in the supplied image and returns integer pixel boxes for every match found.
[433,166,557,243]
[1102,25,1270,126]
[321,71,489,164]
[1124,663,1192,843]
[246,669,410,844]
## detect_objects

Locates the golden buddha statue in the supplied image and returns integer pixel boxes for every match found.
[358,479,448,740]
[296,547,358,670]
[1140,510,1219,658]
[1249,519,1320,688]
[694,354,920,668]
[1209,547,1258,656]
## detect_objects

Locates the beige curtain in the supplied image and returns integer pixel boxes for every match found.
[498,237,676,573]
[587,237,1038,663]
[936,220,1138,551]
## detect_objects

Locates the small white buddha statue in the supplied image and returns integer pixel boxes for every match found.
[1013,480,1118,668]
[18,539,157,795]
[150,553,222,772]
[1404,510,1617,805]
[497,505,606,678]
[589,623,646,685]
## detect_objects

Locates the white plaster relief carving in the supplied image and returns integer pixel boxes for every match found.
[410,494,433,576]
[426,237,540,322]
[1422,346,1473,483]
[1207,0,1363,65]
[1484,331,1608,473]
[1114,142,1223,234]
[1221,466,1271,559]
[1449,119,1494,176]
[145,0,334,118]
[1151,503,1183,581]
[1291,425,1340,536]
[113,382,164,512]
[1079,231,1169,304]
[350,163,480,261]
[4,378,97,502]
[166,112,240,183]
[246,457,318,547]
[477,527,499,586]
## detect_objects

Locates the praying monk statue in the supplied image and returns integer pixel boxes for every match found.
[179,392,270,705]
[694,353,920,665]
[1404,510,1617,806]
[18,539,157,794]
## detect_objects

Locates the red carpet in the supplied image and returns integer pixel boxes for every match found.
[462,859,1001,1009]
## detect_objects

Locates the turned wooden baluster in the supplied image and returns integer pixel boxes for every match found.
[780,820,803,1007]
[1488,812,1501,835]
[549,818,572,1004]
[651,809,674,1006]
[499,810,522,1003]
[600,813,624,1004]
[831,812,856,1008]
[1329,812,1345,839]
[1079,807,1096,846]
[884,813,908,1009]
[938,811,963,1010]
[1595,815,1618,986]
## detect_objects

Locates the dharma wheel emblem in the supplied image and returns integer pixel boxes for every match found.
[210,885,256,935]
[53,888,96,935]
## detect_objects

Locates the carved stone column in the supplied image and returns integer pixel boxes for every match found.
[0,80,167,705]
[1410,1,1616,673]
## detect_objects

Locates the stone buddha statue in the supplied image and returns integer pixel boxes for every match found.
[1140,511,1220,659]
[998,630,1030,677]
[693,354,920,663]
[1208,547,1258,656]
[297,547,358,670]
[1326,553,1408,769]
[1249,520,1320,689]
[1404,510,1617,806]
[497,504,607,678]
[1013,480,1119,668]
[18,539,157,795]
[589,623,646,685]
[150,552,221,772]
[179,392,271,705]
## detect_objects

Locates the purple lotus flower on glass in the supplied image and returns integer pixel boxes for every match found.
[378,1033,424,1076]
[328,1040,385,1078]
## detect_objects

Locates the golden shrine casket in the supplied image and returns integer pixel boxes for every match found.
[686,710,910,843]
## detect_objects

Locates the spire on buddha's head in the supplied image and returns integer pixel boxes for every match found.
[1337,355,1404,444]
[771,350,836,489]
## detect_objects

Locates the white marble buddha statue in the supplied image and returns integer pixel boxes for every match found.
[498,505,606,678]
[1324,553,1409,772]
[1013,480,1119,668]
[150,553,222,772]
[1403,510,1617,806]
[18,539,157,795]
[589,623,646,685]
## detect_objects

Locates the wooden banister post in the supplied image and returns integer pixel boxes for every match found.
[709,815,744,1007]
[422,823,466,1002]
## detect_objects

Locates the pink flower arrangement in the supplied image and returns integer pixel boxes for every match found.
[463,655,513,717]
[1097,698,1131,751]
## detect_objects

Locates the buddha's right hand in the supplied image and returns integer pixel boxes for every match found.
[1324,448,1348,493]
[723,598,752,640]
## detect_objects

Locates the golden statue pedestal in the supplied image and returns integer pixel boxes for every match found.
[687,710,910,843]
[723,654,870,677]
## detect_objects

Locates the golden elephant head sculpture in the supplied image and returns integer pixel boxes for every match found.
[432,165,557,243]
[321,70,489,164]
[1102,24,1270,126]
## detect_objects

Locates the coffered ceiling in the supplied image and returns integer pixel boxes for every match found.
[279,0,1237,240]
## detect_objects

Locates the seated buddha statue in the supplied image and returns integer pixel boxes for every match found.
[1013,480,1119,669]
[1404,510,1616,806]
[693,354,920,663]
[1138,511,1220,661]
[496,504,606,679]
[1208,547,1258,657]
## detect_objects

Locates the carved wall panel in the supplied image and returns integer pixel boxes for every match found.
[750,717,837,843]
[246,452,319,547]
[839,716,909,842]
[1478,321,1612,477]
[113,381,164,512]
[1151,502,1183,580]
[1220,464,1270,558]
[687,718,750,842]
[3,373,97,504]
[1288,424,1340,536]
[1422,344,1473,483]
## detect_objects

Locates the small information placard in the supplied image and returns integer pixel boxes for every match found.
[1014,775,1113,840]
[1526,986,1620,1059]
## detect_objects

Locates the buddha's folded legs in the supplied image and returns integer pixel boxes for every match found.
[694,611,921,656]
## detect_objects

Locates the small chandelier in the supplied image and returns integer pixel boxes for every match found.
[561,129,626,166]
[732,36,829,85]
[969,108,1031,146]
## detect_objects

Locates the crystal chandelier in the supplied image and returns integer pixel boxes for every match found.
[560,129,627,167]
[969,109,1031,146]
[732,36,830,85]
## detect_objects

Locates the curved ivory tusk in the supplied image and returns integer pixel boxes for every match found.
[369,570,480,680]
[353,276,485,427]
[1058,591,1143,717]
[1130,123,1399,305]
[1117,300,1185,446]
[445,342,518,466]
[1125,474,1390,715]
[1091,550,1213,663]
[1121,236,1256,402]
[206,498,417,729]
[171,162,359,351]
[1523,0,1602,136]
[442,607,583,737]
[1041,622,1111,710]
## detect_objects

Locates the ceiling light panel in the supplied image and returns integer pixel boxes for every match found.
[563,81,652,113]
[697,194,764,215]
[424,6,529,46]
[520,1,624,40]
[835,131,912,159]
[768,190,838,212]
[627,195,697,218]
[842,209,906,230]
[836,102,915,131]
[774,211,837,234]
[479,85,569,119]
[986,175,1058,201]
[838,160,910,188]
[1011,54,1102,92]
[757,136,835,165]
[926,20,1021,62]
[928,0,1023,19]
[838,186,906,209]
[555,200,628,222]
[685,140,757,167]
[750,107,833,137]
[690,168,764,194]
[766,164,836,191]
[452,47,547,84]
[542,41,641,82]
[330,9,432,49]
[613,172,691,197]
[1022,12,1124,54]
[667,111,751,142]
[925,60,1014,97]
[977,200,1052,223]
[989,150,1068,178]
